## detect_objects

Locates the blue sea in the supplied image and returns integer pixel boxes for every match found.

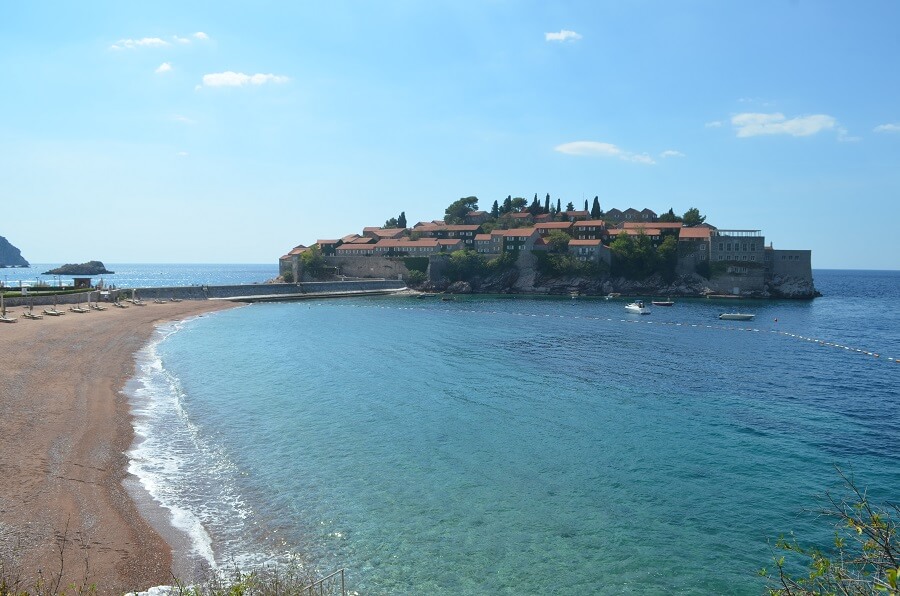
[126,269,899,595]
[0,263,277,289]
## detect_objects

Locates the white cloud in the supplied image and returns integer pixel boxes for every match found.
[731,112,837,137]
[155,62,172,74]
[201,71,289,87]
[173,35,191,44]
[173,115,195,124]
[705,120,723,128]
[176,151,189,157]
[554,141,655,165]
[874,123,900,133]
[110,37,169,50]
[660,150,685,158]
[194,31,209,41]
[545,30,582,42]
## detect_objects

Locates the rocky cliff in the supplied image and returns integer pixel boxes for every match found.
[425,268,819,299]
[0,236,29,267]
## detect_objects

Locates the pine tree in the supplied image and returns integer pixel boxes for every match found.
[491,200,500,218]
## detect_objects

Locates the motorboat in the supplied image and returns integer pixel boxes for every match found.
[718,313,755,321]
[625,301,651,314]
[651,300,675,306]
[604,293,621,300]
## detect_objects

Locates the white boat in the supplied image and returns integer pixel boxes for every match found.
[718,313,755,321]
[652,300,675,307]
[625,300,651,314]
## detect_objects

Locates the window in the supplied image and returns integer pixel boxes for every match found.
[700,243,706,249]
[719,242,724,251]
[742,243,747,251]
[727,243,733,251]
[750,244,755,251]
[718,255,724,261]
[700,254,706,260]
[750,255,756,261]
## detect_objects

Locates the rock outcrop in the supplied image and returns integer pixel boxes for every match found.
[0,236,29,267]
[43,261,114,275]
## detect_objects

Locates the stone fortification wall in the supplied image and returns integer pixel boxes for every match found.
[706,269,766,295]
[770,250,813,280]
[325,256,410,280]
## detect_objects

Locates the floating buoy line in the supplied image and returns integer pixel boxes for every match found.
[318,302,900,366]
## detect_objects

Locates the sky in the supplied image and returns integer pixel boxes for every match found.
[1,1,898,268]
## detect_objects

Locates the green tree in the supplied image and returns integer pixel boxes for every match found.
[546,230,572,253]
[655,235,678,281]
[383,217,398,228]
[583,199,589,211]
[591,196,602,219]
[502,195,513,214]
[544,193,551,213]
[300,245,326,279]
[610,231,657,279]
[398,211,407,228]
[556,198,561,213]
[528,194,543,216]
[762,469,900,596]
[445,196,479,224]
[658,208,683,223]
[511,197,528,212]
[682,207,707,227]
[491,200,500,218]
[447,249,487,281]
[565,202,575,212]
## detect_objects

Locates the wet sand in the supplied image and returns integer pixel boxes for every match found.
[0,299,237,593]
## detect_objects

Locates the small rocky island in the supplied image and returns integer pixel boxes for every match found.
[0,236,30,268]
[43,260,114,275]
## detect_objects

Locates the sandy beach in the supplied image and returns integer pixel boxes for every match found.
[0,299,237,594]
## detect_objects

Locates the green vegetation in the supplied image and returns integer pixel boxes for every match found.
[761,470,899,595]
[444,196,479,224]
[281,271,294,283]
[446,250,515,282]
[682,207,706,227]
[300,245,326,279]
[406,270,427,285]
[402,257,429,274]
[534,252,606,278]
[383,211,407,229]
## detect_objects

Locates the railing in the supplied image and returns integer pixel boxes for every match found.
[303,568,346,596]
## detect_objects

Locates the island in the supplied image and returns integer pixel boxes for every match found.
[43,260,115,275]
[278,198,819,299]
[0,236,30,268]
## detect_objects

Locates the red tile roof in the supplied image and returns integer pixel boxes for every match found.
[535,222,574,230]
[568,239,604,246]
[678,227,713,239]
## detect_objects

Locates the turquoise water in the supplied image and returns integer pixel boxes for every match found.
[130,270,900,594]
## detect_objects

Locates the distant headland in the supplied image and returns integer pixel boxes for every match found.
[278,197,819,299]
[0,236,30,268]
[43,261,114,275]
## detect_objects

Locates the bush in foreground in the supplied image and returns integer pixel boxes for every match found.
[762,469,899,595]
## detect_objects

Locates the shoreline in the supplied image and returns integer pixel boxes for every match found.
[0,299,238,593]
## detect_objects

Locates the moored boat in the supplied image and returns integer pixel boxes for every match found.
[652,300,674,306]
[625,301,651,314]
[718,313,755,321]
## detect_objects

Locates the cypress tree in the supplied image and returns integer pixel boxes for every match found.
[491,200,500,218]
[591,196,602,219]
[398,211,407,228]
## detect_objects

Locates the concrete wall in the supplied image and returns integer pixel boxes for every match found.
[3,280,406,306]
